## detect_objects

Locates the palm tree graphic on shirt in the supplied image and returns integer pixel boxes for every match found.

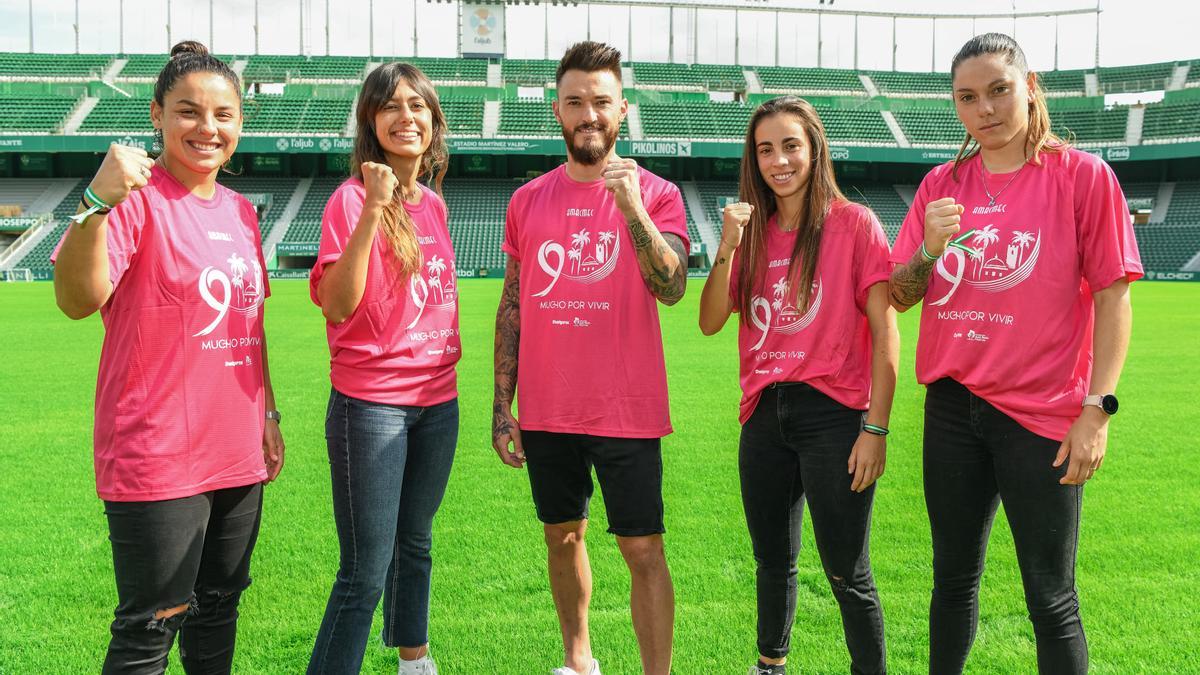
[227,253,248,304]
[1010,230,1035,267]
[970,225,1000,276]
[597,231,615,264]
[426,255,447,304]
[771,277,788,313]
[569,229,591,274]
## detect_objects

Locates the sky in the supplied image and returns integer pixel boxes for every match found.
[0,0,1196,72]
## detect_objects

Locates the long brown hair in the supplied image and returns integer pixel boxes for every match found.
[351,62,449,279]
[950,33,1066,179]
[736,96,846,324]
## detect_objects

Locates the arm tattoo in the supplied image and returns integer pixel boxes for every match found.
[493,258,521,438]
[889,247,937,309]
[628,218,687,306]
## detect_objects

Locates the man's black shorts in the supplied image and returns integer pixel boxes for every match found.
[522,430,664,537]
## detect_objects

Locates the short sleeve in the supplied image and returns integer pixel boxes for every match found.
[50,191,148,293]
[1074,154,1143,290]
[501,192,521,261]
[648,177,690,250]
[853,207,893,311]
[240,199,271,300]
[890,173,932,266]
[309,181,364,306]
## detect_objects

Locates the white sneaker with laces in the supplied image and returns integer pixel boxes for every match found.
[398,654,437,675]
[550,659,601,675]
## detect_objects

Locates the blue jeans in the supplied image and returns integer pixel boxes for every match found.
[307,390,458,675]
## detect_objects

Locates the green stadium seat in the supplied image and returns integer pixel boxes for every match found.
[0,96,76,132]
[243,95,351,134]
[502,59,558,86]
[1164,182,1200,225]
[1097,62,1175,94]
[755,66,864,94]
[0,52,111,79]
[1133,224,1200,271]
[1052,107,1129,144]
[499,98,628,138]
[868,71,950,96]
[78,98,153,133]
[632,62,745,91]
[1141,101,1200,142]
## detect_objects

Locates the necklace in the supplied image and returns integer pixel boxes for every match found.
[981,162,1025,207]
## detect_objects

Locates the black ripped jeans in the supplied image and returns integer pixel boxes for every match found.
[739,383,886,674]
[924,379,1087,675]
[101,483,263,675]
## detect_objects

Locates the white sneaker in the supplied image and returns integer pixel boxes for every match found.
[551,659,601,675]
[398,654,437,675]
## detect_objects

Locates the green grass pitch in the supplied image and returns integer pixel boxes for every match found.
[1,280,1197,673]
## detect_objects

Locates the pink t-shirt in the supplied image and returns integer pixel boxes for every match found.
[890,148,1142,440]
[309,179,460,406]
[52,165,269,502]
[730,203,892,423]
[502,164,689,438]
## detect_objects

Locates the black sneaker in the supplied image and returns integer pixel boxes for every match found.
[748,661,786,675]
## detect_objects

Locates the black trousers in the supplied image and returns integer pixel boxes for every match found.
[924,379,1087,675]
[102,482,263,675]
[739,383,886,674]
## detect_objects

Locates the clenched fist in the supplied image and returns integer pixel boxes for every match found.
[603,157,644,220]
[924,197,964,258]
[89,143,156,207]
[720,201,754,249]
[361,162,399,210]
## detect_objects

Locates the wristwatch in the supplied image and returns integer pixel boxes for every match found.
[265,410,282,423]
[1082,394,1118,416]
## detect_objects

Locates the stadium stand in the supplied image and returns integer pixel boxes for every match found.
[868,70,950,96]
[844,184,909,241]
[639,100,753,139]
[1164,182,1200,224]
[443,179,521,270]
[0,96,76,133]
[891,108,961,146]
[501,59,558,86]
[499,98,629,137]
[632,62,746,91]
[1052,107,1130,144]
[755,66,865,95]
[1037,68,1088,94]
[1141,101,1200,142]
[440,95,485,136]
[1098,62,1175,93]
[78,98,152,133]
[1134,224,1200,270]
[243,55,368,82]
[13,182,88,274]
[243,96,351,134]
[219,175,302,237]
[279,176,342,245]
[0,52,110,79]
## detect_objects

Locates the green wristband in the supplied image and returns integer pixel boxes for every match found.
[920,242,939,261]
[863,424,889,436]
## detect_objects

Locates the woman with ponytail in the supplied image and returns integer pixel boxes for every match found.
[53,41,282,673]
[699,96,898,675]
[307,62,457,675]
[888,34,1142,674]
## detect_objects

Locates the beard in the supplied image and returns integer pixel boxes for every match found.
[562,120,618,166]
